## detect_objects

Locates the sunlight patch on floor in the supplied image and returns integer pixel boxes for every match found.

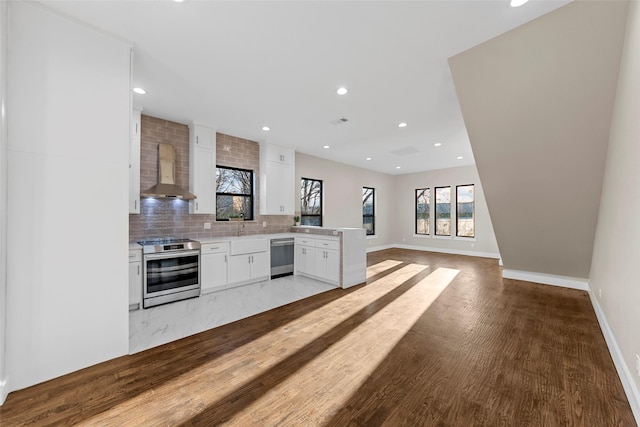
[366,259,403,278]
[79,262,430,425]
[231,267,461,426]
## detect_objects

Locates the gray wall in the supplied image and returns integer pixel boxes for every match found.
[449,0,629,278]
[590,0,640,412]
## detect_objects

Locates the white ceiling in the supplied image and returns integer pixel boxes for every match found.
[41,0,570,175]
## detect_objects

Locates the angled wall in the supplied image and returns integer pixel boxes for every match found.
[448,1,628,279]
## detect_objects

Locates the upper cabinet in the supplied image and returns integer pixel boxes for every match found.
[129,108,142,214]
[189,123,216,214]
[263,144,294,165]
[259,142,295,215]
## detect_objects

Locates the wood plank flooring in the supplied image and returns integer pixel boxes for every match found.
[0,249,636,426]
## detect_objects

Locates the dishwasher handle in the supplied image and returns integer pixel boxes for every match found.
[270,238,294,247]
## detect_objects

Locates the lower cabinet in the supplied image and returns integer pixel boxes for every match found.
[228,238,270,285]
[201,242,229,293]
[294,237,340,285]
[228,252,269,284]
[128,249,142,310]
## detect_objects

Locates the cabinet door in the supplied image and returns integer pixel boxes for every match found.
[228,255,251,284]
[324,249,340,283]
[129,108,141,214]
[190,145,215,214]
[128,261,142,309]
[250,252,270,279]
[295,244,309,275]
[193,125,216,149]
[201,252,227,292]
[279,162,294,214]
[263,161,294,215]
[279,146,295,165]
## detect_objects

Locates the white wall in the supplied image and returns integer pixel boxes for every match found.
[296,154,499,259]
[589,0,640,419]
[0,0,7,405]
[5,2,130,394]
[393,165,500,258]
[296,153,395,250]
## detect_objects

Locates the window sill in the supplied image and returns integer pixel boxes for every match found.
[366,235,377,239]
[454,236,476,241]
[432,235,452,240]
[413,234,431,239]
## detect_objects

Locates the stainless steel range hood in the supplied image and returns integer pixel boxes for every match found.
[141,143,197,200]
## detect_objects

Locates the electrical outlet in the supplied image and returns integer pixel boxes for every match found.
[598,289,602,299]
[636,354,640,377]
[262,221,267,228]
[203,222,211,230]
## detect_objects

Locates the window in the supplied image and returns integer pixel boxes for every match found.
[216,166,254,220]
[435,186,451,236]
[415,188,430,235]
[456,184,475,238]
[301,178,322,226]
[362,187,375,235]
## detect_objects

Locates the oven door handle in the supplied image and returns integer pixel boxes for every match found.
[144,250,201,260]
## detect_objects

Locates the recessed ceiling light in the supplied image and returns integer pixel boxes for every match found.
[173,0,185,3]
[366,157,372,161]
[323,145,330,149]
[457,156,464,160]
[262,126,270,131]
[434,143,442,147]
[396,166,401,169]
[510,0,529,7]
[398,122,407,128]
[337,87,348,95]
[132,87,146,95]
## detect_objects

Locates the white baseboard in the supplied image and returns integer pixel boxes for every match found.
[502,269,588,291]
[0,379,7,406]
[366,244,394,253]
[587,286,640,423]
[392,243,501,260]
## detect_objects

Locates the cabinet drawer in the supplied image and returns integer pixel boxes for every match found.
[201,242,229,254]
[295,237,314,247]
[230,238,269,255]
[314,239,339,251]
[128,249,142,262]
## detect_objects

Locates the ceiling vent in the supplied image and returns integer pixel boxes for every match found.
[389,146,420,156]
[330,117,349,125]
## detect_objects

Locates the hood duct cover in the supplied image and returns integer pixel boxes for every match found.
[141,143,197,200]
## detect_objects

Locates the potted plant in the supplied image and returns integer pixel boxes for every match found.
[293,216,301,226]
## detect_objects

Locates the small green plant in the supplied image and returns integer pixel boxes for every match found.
[293,216,300,225]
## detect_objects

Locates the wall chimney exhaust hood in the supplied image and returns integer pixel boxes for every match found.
[141,143,197,200]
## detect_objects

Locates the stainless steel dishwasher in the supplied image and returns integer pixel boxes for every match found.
[270,237,294,279]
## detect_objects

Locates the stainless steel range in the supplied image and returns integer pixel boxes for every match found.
[138,238,201,308]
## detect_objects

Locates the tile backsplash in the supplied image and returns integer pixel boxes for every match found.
[129,115,293,242]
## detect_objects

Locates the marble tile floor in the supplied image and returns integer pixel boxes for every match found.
[129,275,337,354]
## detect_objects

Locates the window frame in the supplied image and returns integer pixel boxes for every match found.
[362,187,375,236]
[300,177,323,226]
[456,184,475,238]
[434,186,452,237]
[415,188,430,235]
[215,165,254,221]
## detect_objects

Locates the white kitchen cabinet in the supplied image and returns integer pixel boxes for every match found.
[129,108,141,214]
[189,123,216,214]
[228,252,269,284]
[128,249,142,310]
[263,144,294,165]
[228,238,270,285]
[201,241,229,293]
[294,237,339,285]
[259,142,295,215]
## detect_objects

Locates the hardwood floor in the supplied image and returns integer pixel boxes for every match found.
[0,249,635,426]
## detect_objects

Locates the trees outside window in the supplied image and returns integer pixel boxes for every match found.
[435,186,451,236]
[216,166,253,220]
[363,187,375,235]
[415,188,430,235]
[456,184,475,238]
[301,178,322,226]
